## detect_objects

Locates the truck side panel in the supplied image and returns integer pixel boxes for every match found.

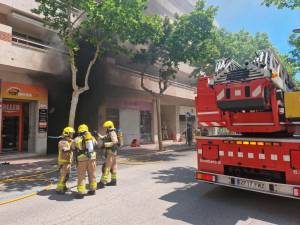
[197,138,300,185]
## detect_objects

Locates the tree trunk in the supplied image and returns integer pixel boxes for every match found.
[155,95,163,151]
[68,89,81,128]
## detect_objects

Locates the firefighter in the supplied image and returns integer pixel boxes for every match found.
[98,120,119,189]
[56,126,75,194]
[74,124,98,198]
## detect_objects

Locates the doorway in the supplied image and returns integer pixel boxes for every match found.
[1,102,29,153]
[2,116,20,152]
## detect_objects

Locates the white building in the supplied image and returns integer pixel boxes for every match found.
[0,0,197,155]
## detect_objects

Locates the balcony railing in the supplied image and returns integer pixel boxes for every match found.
[12,35,67,54]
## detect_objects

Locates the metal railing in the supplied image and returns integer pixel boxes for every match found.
[12,35,67,54]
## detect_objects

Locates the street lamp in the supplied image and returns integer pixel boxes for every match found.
[293,28,300,33]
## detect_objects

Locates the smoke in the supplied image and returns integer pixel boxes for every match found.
[42,32,70,76]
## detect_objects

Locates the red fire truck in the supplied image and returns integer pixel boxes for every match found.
[195,49,300,198]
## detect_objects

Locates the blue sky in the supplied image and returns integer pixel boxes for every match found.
[205,0,300,54]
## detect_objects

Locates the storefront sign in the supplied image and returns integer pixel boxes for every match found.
[2,103,21,112]
[38,108,48,133]
[1,82,48,103]
[111,99,152,111]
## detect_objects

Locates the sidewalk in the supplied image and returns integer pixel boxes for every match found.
[1,141,194,180]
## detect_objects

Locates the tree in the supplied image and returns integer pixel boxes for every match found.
[191,29,273,76]
[263,0,300,8]
[133,0,217,150]
[263,0,300,87]
[33,0,159,127]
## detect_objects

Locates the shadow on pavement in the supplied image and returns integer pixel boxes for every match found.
[152,167,196,184]
[120,151,182,163]
[155,167,300,225]
[1,159,57,180]
[0,169,78,194]
[38,189,77,202]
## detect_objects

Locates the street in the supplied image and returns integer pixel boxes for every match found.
[1,149,300,225]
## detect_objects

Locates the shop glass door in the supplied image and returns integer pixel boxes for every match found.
[2,102,23,153]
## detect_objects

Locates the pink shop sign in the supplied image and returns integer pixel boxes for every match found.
[115,100,152,111]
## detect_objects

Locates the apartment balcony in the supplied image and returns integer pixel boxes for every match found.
[106,64,196,101]
[0,24,68,75]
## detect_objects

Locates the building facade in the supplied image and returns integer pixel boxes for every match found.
[0,0,68,154]
[0,0,197,155]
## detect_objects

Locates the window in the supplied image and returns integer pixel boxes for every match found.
[106,108,119,128]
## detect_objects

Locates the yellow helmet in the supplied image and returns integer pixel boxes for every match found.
[78,124,89,133]
[103,120,114,129]
[62,127,75,136]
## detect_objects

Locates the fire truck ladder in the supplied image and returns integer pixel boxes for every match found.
[214,49,295,91]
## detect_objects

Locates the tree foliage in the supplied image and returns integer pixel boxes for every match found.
[33,0,159,54]
[263,0,300,85]
[191,29,273,76]
[263,0,300,9]
[134,0,218,93]
[33,0,160,126]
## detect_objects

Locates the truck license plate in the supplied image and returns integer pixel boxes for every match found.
[235,178,266,191]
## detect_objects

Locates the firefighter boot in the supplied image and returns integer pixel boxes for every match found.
[87,190,96,195]
[98,167,110,189]
[97,181,105,189]
[56,175,66,194]
[106,180,117,186]
[106,172,117,186]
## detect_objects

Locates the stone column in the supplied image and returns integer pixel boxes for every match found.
[152,98,158,143]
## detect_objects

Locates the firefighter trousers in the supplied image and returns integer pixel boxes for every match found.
[56,164,71,191]
[101,151,117,183]
[77,159,97,194]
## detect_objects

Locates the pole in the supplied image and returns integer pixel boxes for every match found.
[155,96,163,151]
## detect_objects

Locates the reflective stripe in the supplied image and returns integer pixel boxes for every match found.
[56,176,66,191]
[90,181,97,190]
[101,168,110,183]
[77,152,96,160]
[271,154,278,161]
[219,151,224,156]
[232,123,274,126]
[228,151,234,157]
[259,153,265,160]
[200,122,208,127]
[197,111,219,115]
[58,159,70,164]
[252,85,262,97]
[77,185,86,194]
[111,172,117,180]
[217,89,225,101]
[283,155,291,162]
[248,153,254,159]
[238,152,243,158]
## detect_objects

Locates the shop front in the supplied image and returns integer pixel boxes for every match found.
[101,98,153,145]
[0,81,48,154]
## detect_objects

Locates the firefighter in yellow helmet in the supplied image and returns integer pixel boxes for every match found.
[98,120,119,189]
[74,124,98,198]
[56,126,75,194]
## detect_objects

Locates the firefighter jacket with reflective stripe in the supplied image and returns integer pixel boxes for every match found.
[74,133,97,161]
[58,138,73,165]
[103,129,119,151]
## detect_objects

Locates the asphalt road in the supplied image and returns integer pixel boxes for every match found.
[1,149,300,225]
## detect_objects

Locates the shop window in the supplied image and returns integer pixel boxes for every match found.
[140,111,152,144]
[106,108,119,128]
